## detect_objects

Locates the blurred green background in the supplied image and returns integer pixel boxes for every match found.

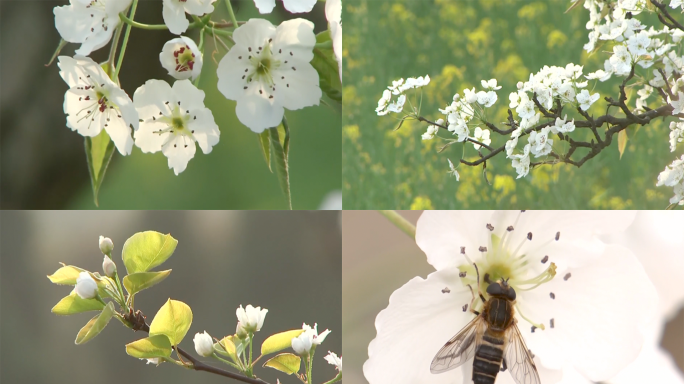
[342,0,680,209]
[0,0,340,209]
[341,210,684,384]
[1,210,341,384]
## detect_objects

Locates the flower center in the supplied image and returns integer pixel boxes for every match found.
[248,44,280,88]
[174,45,195,73]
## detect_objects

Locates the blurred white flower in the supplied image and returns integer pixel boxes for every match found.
[325,0,342,80]
[102,256,116,277]
[324,351,342,372]
[162,0,215,35]
[364,211,658,384]
[291,323,331,356]
[75,272,98,299]
[99,235,114,255]
[236,304,268,333]
[193,331,214,357]
[253,0,317,14]
[447,159,459,181]
[318,190,342,210]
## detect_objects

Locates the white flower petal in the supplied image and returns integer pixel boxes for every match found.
[232,18,276,49]
[162,134,197,175]
[282,0,317,13]
[235,93,283,132]
[172,79,206,111]
[104,113,135,155]
[253,0,277,14]
[273,61,321,110]
[273,18,316,62]
[325,0,341,23]
[188,108,220,153]
[184,0,214,16]
[163,0,190,35]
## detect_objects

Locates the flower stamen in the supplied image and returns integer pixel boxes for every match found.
[516,304,546,331]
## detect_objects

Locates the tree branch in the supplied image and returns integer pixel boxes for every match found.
[651,0,684,31]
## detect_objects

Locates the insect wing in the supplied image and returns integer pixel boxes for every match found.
[503,323,541,384]
[430,316,486,373]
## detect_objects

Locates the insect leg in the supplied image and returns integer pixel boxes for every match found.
[501,358,507,372]
[473,263,486,304]
[466,284,481,316]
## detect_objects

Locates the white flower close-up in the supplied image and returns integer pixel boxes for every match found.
[472,127,491,150]
[98,235,114,255]
[58,55,138,155]
[159,36,203,80]
[235,304,268,333]
[576,89,600,111]
[74,272,98,300]
[162,0,216,35]
[291,323,331,356]
[217,18,322,132]
[102,256,116,277]
[363,211,659,384]
[133,79,220,175]
[447,159,460,181]
[252,0,317,14]
[54,0,132,56]
[193,331,214,357]
[324,351,342,372]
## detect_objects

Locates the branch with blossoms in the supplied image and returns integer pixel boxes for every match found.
[48,232,342,384]
[376,0,684,208]
[50,0,342,208]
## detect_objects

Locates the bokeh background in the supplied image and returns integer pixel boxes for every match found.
[342,210,684,384]
[342,0,680,209]
[0,0,341,209]
[1,210,341,384]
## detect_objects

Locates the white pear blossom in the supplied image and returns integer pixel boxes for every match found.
[447,159,459,181]
[162,0,215,35]
[576,89,600,111]
[58,56,138,155]
[99,235,113,255]
[102,256,116,277]
[159,36,203,80]
[324,351,342,372]
[511,144,531,178]
[471,127,491,149]
[650,69,666,87]
[656,155,684,205]
[476,90,497,108]
[626,30,651,56]
[133,79,220,175]
[670,0,683,10]
[325,0,342,80]
[291,323,331,356]
[422,119,442,140]
[387,95,406,114]
[516,93,536,119]
[217,18,321,132]
[144,357,161,365]
[552,115,575,134]
[193,331,214,357]
[463,87,478,104]
[54,0,132,56]
[481,78,501,90]
[236,304,268,333]
[668,92,684,115]
[669,119,684,152]
[376,90,392,115]
[363,211,658,384]
[75,272,98,299]
[528,126,553,157]
[609,45,633,76]
[253,0,317,14]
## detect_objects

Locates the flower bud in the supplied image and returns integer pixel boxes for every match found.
[193,331,214,357]
[235,304,268,333]
[75,272,98,300]
[236,321,249,339]
[102,256,117,277]
[99,236,114,255]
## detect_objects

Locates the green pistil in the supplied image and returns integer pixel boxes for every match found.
[247,44,280,87]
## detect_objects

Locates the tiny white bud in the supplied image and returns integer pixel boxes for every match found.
[236,321,249,339]
[99,236,114,255]
[102,256,116,277]
[193,331,214,357]
[516,81,524,90]
[75,272,98,300]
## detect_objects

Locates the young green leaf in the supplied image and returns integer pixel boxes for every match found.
[85,131,116,207]
[258,131,272,172]
[51,292,106,315]
[618,130,628,159]
[263,353,301,375]
[311,31,341,102]
[47,264,85,285]
[123,270,172,296]
[125,334,173,359]
[215,335,239,360]
[122,231,178,274]
[261,329,305,355]
[269,127,292,210]
[149,299,192,346]
[75,302,116,344]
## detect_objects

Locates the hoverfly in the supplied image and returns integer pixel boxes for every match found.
[431,264,541,384]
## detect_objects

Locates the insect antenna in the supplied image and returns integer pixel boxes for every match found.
[472,263,486,304]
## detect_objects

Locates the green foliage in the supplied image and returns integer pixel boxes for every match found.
[51,292,105,315]
[122,231,178,274]
[263,353,301,375]
[47,264,85,285]
[269,127,292,209]
[149,299,193,346]
[125,334,173,359]
[123,270,172,296]
[75,302,116,344]
[261,329,305,355]
[342,0,674,209]
[312,30,342,102]
[85,131,116,207]
[259,131,272,172]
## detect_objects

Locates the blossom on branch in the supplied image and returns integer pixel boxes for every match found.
[162,0,215,35]
[159,36,203,80]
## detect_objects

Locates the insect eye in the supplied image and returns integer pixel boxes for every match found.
[506,286,517,301]
[486,282,503,296]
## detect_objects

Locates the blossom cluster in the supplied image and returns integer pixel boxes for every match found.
[53,0,339,176]
[375,75,431,116]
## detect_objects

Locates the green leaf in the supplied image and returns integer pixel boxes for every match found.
[263,353,301,375]
[51,292,105,315]
[45,38,68,67]
[75,302,115,344]
[125,334,173,359]
[84,131,116,207]
[258,131,272,172]
[618,130,628,159]
[312,31,342,102]
[47,264,85,285]
[122,231,178,274]
[123,270,172,296]
[261,329,305,355]
[149,299,192,346]
[269,127,292,209]
[215,335,238,359]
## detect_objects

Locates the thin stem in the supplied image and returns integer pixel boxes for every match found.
[114,0,138,80]
[224,0,239,31]
[119,13,168,30]
[378,210,416,239]
[212,354,243,371]
[321,373,342,384]
[106,24,124,78]
[248,332,254,377]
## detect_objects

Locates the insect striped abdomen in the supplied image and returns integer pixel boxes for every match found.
[472,332,505,384]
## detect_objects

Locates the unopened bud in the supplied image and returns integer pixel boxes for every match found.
[193,331,214,357]
[75,272,98,300]
[102,256,116,277]
[236,321,249,339]
[99,236,114,255]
